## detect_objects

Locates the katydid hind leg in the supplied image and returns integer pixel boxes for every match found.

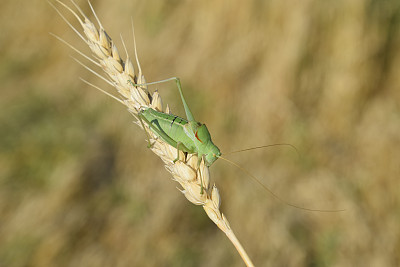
[138,112,155,148]
[128,77,196,123]
[173,78,195,123]
[138,109,179,150]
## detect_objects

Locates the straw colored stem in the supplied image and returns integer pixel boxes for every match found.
[226,230,255,267]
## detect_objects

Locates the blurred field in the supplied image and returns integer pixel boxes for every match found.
[1,0,400,266]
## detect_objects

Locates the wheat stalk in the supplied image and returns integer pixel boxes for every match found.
[51,1,254,266]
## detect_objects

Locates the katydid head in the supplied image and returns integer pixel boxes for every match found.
[204,146,221,167]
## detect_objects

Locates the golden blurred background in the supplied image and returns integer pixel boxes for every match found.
[1,0,400,266]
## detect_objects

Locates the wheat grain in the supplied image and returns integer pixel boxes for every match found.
[51,1,254,266]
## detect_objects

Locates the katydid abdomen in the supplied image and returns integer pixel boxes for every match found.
[139,107,221,167]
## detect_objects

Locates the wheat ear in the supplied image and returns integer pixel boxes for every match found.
[51,1,254,266]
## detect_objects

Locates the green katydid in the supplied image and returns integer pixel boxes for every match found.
[49,0,342,212]
[129,77,344,212]
[131,77,221,167]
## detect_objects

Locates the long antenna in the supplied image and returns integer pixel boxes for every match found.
[225,143,300,158]
[218,155,345,212]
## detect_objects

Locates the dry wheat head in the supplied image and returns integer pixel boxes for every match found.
[51,1,253,266]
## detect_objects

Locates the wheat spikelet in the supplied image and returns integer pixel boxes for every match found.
[51,1,254,266]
